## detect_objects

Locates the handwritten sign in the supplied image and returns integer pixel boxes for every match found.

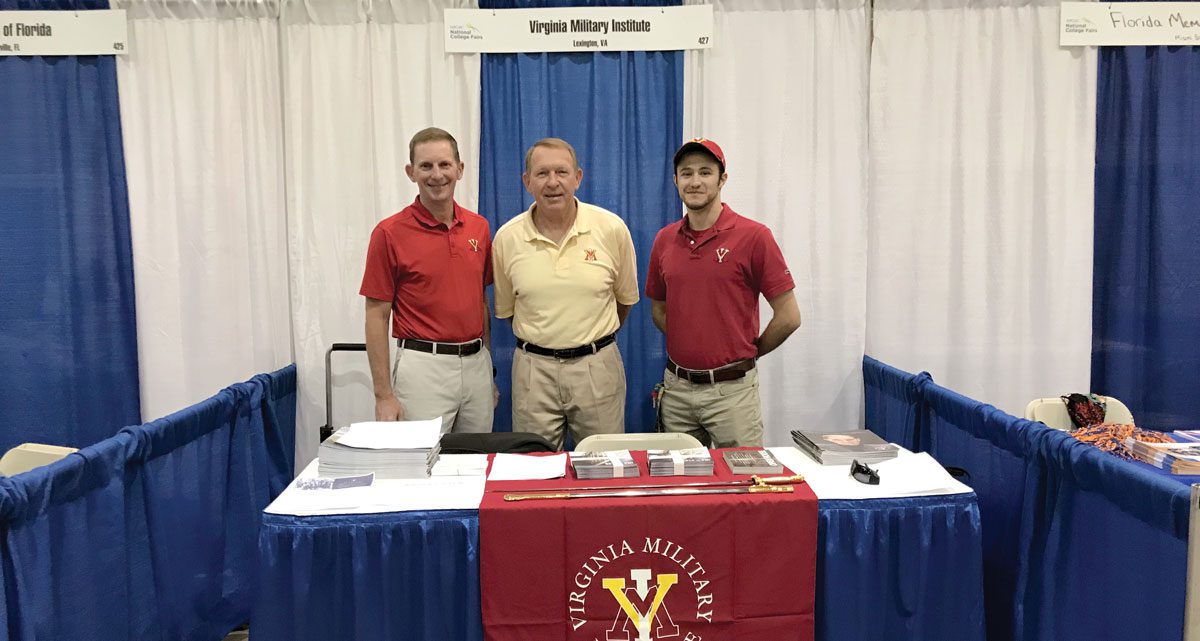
[1062,2,1200,46]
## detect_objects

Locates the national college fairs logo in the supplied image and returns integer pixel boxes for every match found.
[569,538,714,641]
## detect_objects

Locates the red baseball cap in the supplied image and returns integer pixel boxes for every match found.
[673,137,726,173]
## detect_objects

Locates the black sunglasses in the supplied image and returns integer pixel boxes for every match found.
[850,460,880,485]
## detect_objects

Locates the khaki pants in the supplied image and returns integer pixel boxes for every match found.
[658,367,763,448]
[511,342,625,450]
[392,346,493,435]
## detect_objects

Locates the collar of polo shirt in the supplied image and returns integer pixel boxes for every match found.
[680,202,737,236]
[523,197,593,242]
[410,197,463,229]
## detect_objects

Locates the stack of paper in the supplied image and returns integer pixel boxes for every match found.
[265,460,487,516]
[569,450,639,479]
[1125,438,1200,474]
[648,448,714,476]
[318,419,442,479]
[487,453,567,481]
[791,429,899,465]
[431,454,490,477]
[722,449,784,475]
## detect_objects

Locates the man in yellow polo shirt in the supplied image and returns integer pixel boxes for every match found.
[492,138,639,449]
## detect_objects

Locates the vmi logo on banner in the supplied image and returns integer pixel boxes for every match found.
[443,6,713,53]
[569,538,712,641]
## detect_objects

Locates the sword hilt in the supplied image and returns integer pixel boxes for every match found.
[747,485,794,493]
[752,474,806,486]
[504,492,571,501]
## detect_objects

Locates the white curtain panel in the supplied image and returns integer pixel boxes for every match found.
[683,0,871,444]
[283,0,480,466]
[867,0,1096,416]
[116,0,294,423]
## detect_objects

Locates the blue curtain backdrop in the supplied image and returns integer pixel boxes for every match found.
[478,0,683,435]
[0,0,140,452]
[1093,45,1200,430]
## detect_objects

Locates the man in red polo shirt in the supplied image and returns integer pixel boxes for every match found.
[361,127,495,433]
[646,138,802,447]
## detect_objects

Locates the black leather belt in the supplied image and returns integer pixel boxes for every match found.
[517,333,616,359]
[668,358,755,384]
[397,338,483,356]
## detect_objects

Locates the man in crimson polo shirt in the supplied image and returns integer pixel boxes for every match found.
[645,138,802,447]
[361,127,495,434]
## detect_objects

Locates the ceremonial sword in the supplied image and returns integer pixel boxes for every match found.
[491,474,805,494]
[503,484,794,502]
[498,474,805,501]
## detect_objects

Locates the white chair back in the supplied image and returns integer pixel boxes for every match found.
[0,443,77,476]
[1023,395,1136,431]
[574,432,704,452]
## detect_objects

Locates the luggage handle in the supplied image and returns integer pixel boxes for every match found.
[321,343,367,442]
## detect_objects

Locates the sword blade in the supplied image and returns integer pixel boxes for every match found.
[503,485,793,501]
[492,474,805,494]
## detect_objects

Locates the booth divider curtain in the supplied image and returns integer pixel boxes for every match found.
[281,0,481,465]
[477,0,684,435]
[114,0,294,425]
[0,0,140,453]
[683,0,871,442]
[866,0,1096,419]
[1092,44,1200,430]
[0,366,295,641]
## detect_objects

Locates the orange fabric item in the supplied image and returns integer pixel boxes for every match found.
[1073,423,1173,459]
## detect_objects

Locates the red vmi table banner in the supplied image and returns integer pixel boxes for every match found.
[479,449,818,641]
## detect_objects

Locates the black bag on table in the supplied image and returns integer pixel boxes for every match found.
[439,432,557,454]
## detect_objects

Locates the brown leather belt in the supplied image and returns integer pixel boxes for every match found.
[517,333,616,360]
[397,338,483,357]
[668,358,755,384]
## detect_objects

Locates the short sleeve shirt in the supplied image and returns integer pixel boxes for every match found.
[646,204,794,370]
[492,200,639,349]
[360,197,492,342]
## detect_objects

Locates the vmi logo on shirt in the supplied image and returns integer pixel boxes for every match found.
[568,538,714,641]
[584,249,598,262]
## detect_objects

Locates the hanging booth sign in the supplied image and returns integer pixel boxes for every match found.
[0,10,127,56]
[1061,2,1200,46]
[444,5,713,53]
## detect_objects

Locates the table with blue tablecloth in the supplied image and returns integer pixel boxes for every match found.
[253,490,984,641]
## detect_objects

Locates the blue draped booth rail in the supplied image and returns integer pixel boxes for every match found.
[863,355,1196,641]
[0,366,296,641]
